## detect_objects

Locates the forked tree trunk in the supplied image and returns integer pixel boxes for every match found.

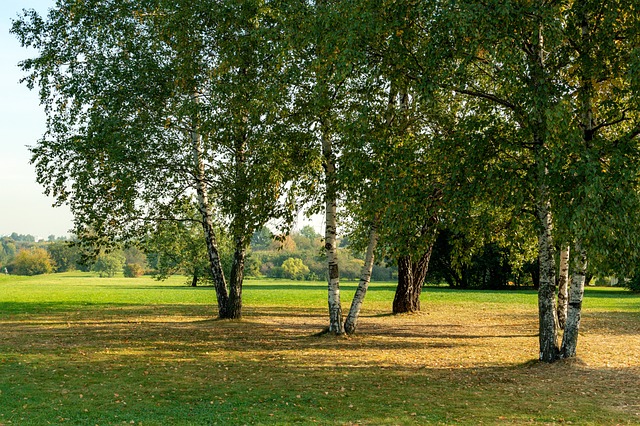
[322,127,343,334]
[191,92,229,318]
[561,243,587,358]
[392,246,434,314]
[344,220,378,334]
[557,245,570,329]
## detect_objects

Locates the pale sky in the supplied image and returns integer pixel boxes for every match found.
[0,0,73,239]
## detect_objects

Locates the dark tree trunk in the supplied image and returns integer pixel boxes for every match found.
[224,239,246,320]
[392,247,434,314]
[191,274,198,287]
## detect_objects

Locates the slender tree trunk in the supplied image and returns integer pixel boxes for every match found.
[191,92,229,318]
[191,274,198,287]
[559,12,593,357]
[557,245,570,329]
[322,126,343,334]
[561,242,587,358]
[392,245,434,314]
[344,219,378,334]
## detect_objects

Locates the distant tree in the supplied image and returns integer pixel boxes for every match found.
[92,251,125,278]
[282,257,310,280]
[251,227,274,251]
[0,238,17,268]
[12,248,54,276]
[123,263,144,278]
[299,225,320,241]
[46,241,80,272]
[270,235,297,252]
[124,246,147,269]
[10,233,35,243]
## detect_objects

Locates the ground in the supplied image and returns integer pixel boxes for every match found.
[0,273,638,425]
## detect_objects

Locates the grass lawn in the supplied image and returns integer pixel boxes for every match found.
[0,272,639,425]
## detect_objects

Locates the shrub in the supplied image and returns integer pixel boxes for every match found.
[123,263,144,278]
[282,257,310,280]
[12,248,55,276]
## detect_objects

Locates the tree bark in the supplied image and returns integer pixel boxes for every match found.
[191,92,229,318]
[559,12,593,357]
[561,243,587,358]
[392,246,434,314]
[536,194,560,362]
[344,219,378,334]
[227,237,246,320]
[191,274,198,287]
[557,245,570,329]
[322,126,343,334]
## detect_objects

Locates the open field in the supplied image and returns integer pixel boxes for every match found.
[0,273,639,425]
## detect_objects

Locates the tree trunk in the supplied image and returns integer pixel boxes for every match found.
[557,245,570,329]
[559,12,593,357]
[392,246,434,314]
[322,126,343,334]
[344,220,378,334]
[536,194,560,362]
[191,92,229,318]
[226,238,246,320]
[561,243,587,358]
[191,274,198,287]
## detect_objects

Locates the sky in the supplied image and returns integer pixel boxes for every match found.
[0,1,72,239]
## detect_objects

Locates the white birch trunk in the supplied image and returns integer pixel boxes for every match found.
[537,190,559,362]
[190,92,229,318]
[557,245,570,330]
[344,220,378,334]
[322,126,343,334]
[560,243,587,358]
[559,15,593,356]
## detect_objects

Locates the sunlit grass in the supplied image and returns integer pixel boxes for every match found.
[0,272,638,425]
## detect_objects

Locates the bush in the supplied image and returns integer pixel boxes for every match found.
[626,274,640,292]
[12,248,55,276]
[123,263,144,278]
[282,257,310,280]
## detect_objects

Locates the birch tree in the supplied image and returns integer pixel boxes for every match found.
[13,0,313,319]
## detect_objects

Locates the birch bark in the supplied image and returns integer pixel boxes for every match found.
[561,242,587,358]
[344,219,378,334]
[323,126,343,334]
[557,245,570,330]
[190,93,229,318]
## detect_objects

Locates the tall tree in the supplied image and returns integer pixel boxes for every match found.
[13,0,312,319]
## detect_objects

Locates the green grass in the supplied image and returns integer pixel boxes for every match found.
[0,272,639,425]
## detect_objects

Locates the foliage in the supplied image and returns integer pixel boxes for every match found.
[10,247,55,276]
[0,237,17,269]
[144,209,233,286]
[123,263,144,278]
[46,240,80,272]
[91,250,125,278]
[281,257,310,280]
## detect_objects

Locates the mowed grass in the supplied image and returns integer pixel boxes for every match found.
[0,273,639,425]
